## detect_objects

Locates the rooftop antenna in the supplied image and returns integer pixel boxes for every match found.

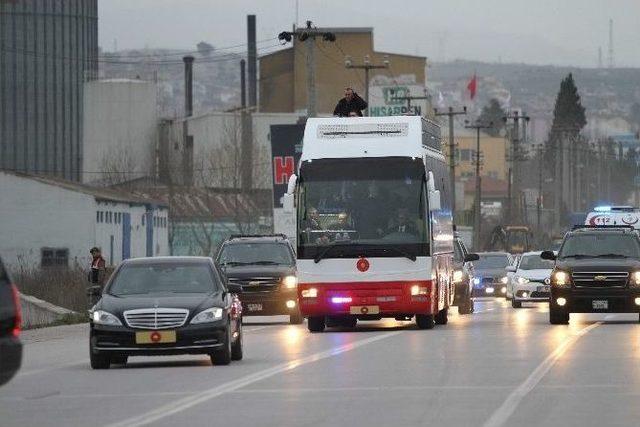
[608,18,614,68]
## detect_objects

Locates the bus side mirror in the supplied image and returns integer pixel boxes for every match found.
[541,250,557,261]
[283,193,294,213]
[428,190,441,211]
[287,174,297,195]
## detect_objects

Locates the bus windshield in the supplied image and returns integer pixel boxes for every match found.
[297,157,429,260]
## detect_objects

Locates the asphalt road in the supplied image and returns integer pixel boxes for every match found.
[2,299,640,427]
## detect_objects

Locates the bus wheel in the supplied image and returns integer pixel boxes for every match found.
[307,316,326,333]
[415,314,435,330]
[435,307,449,325]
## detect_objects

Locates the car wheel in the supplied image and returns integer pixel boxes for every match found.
[211,326,232,366]
[307,316,326,333]
[512,299,522,309]
[111,355,128,365]
[416,314,435,329]
[549,307,570,324]
[289,310,304,325]
[458,292,472,315]
[89,341,111,370]
[231,321,243,361]
[435,307,448,325]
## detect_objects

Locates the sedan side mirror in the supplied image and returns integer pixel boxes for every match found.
[505,266,516,273]
[464,253,480,262]
[227,283,243,294]
[541,250,557,261]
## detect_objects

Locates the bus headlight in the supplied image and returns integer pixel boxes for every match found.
[301,288,318,298]
[411,285,430,296]
[452,270,464,284]
[552,270,571,287]
[282,275,297,289]
[500,276,509,284]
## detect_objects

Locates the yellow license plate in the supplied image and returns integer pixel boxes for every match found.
[135,330,176,344]
[350,305,380,315]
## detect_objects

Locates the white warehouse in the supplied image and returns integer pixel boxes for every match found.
[0,171,169,270]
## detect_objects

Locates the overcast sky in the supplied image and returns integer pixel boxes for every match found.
[99,0,640,68]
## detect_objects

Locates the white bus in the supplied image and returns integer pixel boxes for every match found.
[283,116,455,332]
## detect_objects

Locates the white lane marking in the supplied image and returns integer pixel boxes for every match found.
[482,321,602,427]
[18,360,86,377]
[105,330,403,427]
[243,325,274,332]
[233,385,513,394]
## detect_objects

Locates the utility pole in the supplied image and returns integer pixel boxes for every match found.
[391,88,430,116]
[183,55,195,186]
[465,119,493,251]
[345,54,389,115]
[535,144,544,231]
[435,106,467,216]
[503,111,530,223]
[247,15,257,109]
[278,21,336,117]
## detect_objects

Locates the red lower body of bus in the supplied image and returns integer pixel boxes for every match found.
[297,280,438,317]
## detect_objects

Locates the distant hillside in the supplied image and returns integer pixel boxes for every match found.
[429,60,640,139]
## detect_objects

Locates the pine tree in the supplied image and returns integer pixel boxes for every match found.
[549,73,586,138]
[478,98,506,137]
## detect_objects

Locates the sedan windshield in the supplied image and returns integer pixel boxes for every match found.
[519,256,554,270]
[218,243,293,266]
[108,263,219,295]
[475,255,510,269]
[559,234,640,259]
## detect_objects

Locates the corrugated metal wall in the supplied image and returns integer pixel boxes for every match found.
[0,0,98,181]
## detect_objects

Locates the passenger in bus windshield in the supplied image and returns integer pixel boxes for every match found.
[387,208,418,235]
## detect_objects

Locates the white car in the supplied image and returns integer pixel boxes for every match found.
[506,251,555,308]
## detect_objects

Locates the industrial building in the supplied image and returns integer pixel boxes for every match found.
[259,27,427,115]
[0,171,169,270]
[0,0,98,180]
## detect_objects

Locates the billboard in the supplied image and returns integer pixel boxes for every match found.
[270,124,304,207]
[368,75,429,117]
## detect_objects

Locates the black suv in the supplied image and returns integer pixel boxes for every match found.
[542,226,640,324]
[216,235,302,324]
[0,257,22,386]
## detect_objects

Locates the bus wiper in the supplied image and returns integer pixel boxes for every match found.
[248,261,280,265]
[223,261,253,266]
[314,241,351,263]
[384,247,417,262]
[561,254,591,258]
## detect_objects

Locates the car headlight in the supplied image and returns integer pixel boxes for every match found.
[552,270,571,287]
[500,276,509,284]
[452,270,464,284]
[191,307,224,324]
[473,277,480,285]
[631,271,640,287]
[515,276,530,285]
[282,275,297,289]
[92,310,122,326]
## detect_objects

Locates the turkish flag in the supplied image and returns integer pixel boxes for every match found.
[467,73,477,99]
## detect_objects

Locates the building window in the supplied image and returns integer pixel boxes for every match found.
[41,248,69,268]
[96,211,100,222]
[459,149,471,162]
[99,212,104,223]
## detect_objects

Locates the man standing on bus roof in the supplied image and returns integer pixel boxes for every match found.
[333,87,368,117]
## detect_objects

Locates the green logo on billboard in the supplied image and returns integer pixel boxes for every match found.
[383,86,410,105]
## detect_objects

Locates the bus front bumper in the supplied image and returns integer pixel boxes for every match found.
[298,280,437,317]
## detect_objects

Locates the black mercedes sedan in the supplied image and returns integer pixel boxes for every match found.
[89,257,243,369]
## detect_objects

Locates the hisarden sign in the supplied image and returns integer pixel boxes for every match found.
[368,84,427,117]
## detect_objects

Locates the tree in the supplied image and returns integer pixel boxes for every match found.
[629,103,640,132]
[478,98,506,137]
[196,41,214,57]
[548,73,586,139]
